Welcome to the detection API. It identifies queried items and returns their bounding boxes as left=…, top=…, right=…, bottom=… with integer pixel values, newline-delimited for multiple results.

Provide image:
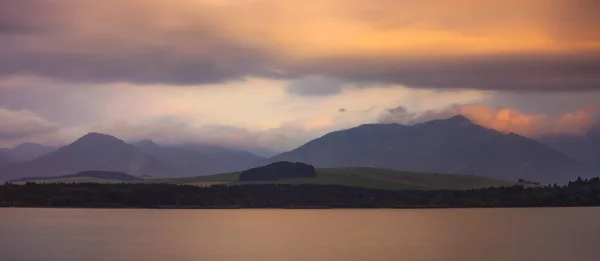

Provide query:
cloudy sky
left=1, top=0, right=599, bottom=151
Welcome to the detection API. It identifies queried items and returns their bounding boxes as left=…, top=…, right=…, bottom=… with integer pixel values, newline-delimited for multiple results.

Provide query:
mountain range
left=270, top=115, right=593, bottom=183
left=541, top=125, right=600, bottom=174
left=0, top=115, right=597, bottom=183
left=0, top=150, right=11, bottom=165
left=0, top=133, right=266, bottom=181
left=0, top=133, right=177, bottom=181
left=133, top=140, right=265, bottom=176
left=0, top=143, right=56, bottom=164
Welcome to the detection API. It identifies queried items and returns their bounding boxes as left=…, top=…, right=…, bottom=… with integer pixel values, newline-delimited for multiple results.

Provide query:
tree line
left=239, top=161, right=317, bottom=181
left=1, top=177, right=600, bottom=209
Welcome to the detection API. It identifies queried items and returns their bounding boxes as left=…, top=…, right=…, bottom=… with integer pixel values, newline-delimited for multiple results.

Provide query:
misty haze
left=1, top=0, right=599, bottom=260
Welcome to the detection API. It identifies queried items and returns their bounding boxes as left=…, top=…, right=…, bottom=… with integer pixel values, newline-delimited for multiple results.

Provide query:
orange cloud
left=302, top=116, right=335, bottom=131
left=459, top=106, right=600, bottom=137
left=2, top=0, right=599, bottom=90
left=453, top=106, right=547, bottom=137
left=553, top=106, right=599, bottom=135
left=381, top=104, right=600, bottom=137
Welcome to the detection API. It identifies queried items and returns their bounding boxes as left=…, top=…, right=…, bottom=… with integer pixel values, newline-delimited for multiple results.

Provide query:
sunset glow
left=0, top=0, right=598, bottom=150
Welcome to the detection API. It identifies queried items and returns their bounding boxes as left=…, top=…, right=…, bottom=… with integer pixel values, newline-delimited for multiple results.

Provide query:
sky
left=1, top=0, right=599, bottom=152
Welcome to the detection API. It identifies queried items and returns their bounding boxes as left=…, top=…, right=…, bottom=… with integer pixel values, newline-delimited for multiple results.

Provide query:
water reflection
left=1, top=208, right=598, bottom=261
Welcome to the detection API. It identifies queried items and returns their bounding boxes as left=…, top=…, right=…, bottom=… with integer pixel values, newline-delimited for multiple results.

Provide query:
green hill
left=144, top=167, right=512, bottom=190
left=14, top=167, right=513, bottom=190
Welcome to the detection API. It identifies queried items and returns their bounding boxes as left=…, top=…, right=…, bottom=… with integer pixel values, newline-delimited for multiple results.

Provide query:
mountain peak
left=12, top=142, right=45, bottom=149
left=72, top=132, right=124, bottom=146
left=445, top=115, right=473, bottom=124
left=80, top=132, right=119, bottom=139
left=7, top=142, right=57, bottom=162
left=416, top=114, right=474, bottom=128
left=133, top=139, right=162, bottom=150
left=0, top=132, right=179, bottom=181
left=137, top=139, right=158, bottom=146
left=271, top=113, right=591, bottom=183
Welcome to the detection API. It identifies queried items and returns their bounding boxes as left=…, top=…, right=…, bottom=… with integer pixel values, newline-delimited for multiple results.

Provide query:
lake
left=1, top=208, right=599, bottom=261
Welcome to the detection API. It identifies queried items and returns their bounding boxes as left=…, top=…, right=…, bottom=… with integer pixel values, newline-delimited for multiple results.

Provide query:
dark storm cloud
left=0, top=0, right=279, bottom=85
left=386, top=106, right=408, bottom=115
left=288, top=53, right=600, bottom=92
left=0, top=48, right=276, bottom=85
left=0, top=15, right=39, bottom=35
left=3, top=49, right=599, bottom=91
left=0, top=1, right=45, bottom=34
left=483, top=92, right=600, bottom=116
left=0, top=0, right=70, bottom=35
left=0, top=0, right=599, bottom=92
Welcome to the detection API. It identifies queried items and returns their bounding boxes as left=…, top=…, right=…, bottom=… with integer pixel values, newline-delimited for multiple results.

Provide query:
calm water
left=1, top=208, right=599, bottom=261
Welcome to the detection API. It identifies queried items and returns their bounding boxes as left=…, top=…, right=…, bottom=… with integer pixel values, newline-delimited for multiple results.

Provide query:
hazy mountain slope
left=0, top=150, right=12, bottom=165
left=270, top=115, right=591, bottom=183
left=0, top=133, right=177, bottom=181
left=244, top=147, right=280, bottom=158
left=133, top=140, right=223, bottom=176
left=540, top=130, right=600, bottom=173
left=134, top=141, right=267, bottom=176
left=6, top=143, right=57, bottom=162
left=175, top=143, right=267, bottom=172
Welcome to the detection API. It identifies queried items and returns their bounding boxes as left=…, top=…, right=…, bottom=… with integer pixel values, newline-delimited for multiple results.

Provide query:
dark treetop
left=2, top=177, right=599, bottom=208
left=239, top=161, right=316, bottom=181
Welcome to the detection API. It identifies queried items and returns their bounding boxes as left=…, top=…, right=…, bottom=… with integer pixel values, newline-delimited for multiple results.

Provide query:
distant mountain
left=0, top=143, right=57, bottom=165
left=175, top=143, right=267, bottom=171
left=0, top=133, right=178, bottom=181
left=133, top=140, right=266, bottom=176
left=5, top=142, right=56, bottom=162
left=269, top=115, right=592, bottom=183
left=243, top=147, right=280, bottom=158
left=0, top=150, right=12, bottom=165
left=133, top=140, right=222, bottom=176
left=9, top=170, right=142, bottom=183
left=540, top=125, right=600, bottom=174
